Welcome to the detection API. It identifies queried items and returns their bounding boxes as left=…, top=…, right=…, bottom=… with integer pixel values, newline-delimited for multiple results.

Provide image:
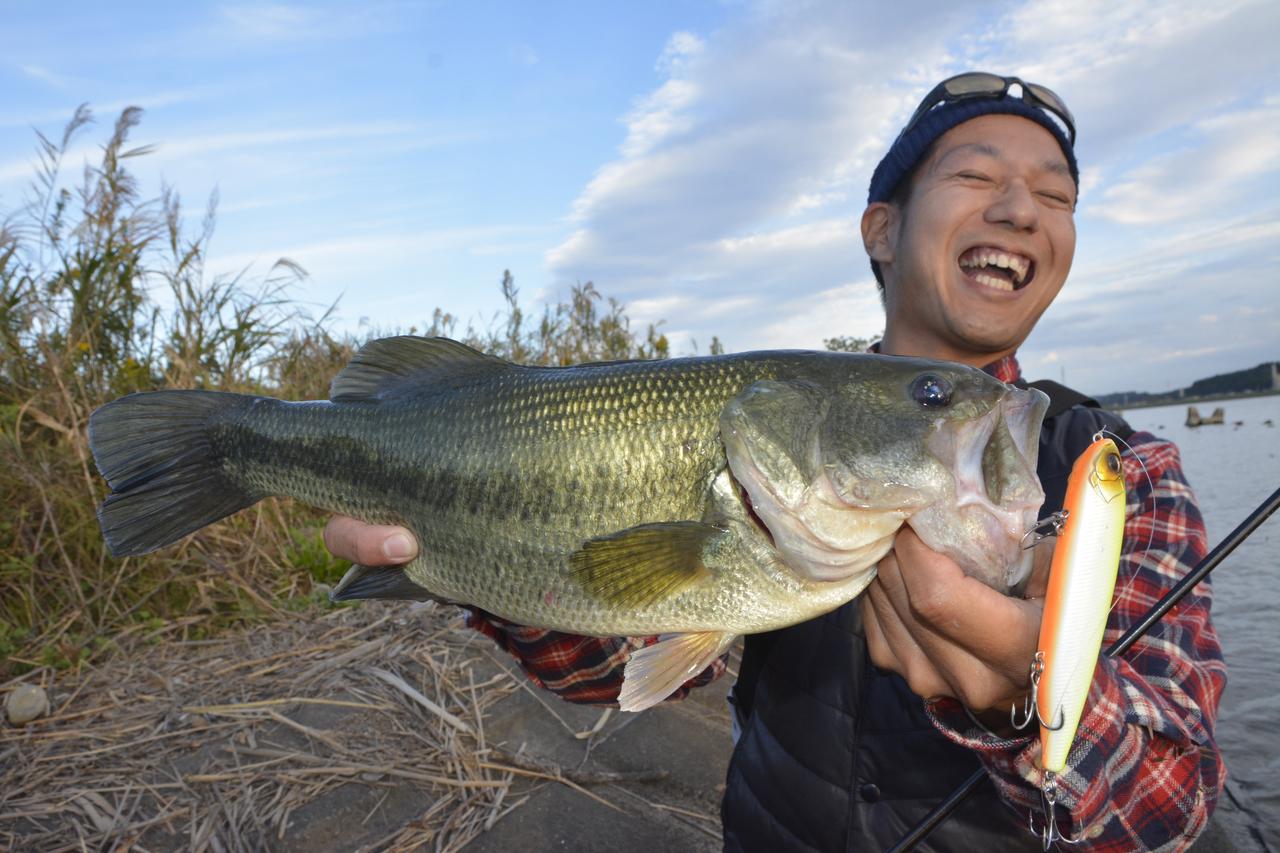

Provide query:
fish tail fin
left=89, top=390, right=261, bottom=557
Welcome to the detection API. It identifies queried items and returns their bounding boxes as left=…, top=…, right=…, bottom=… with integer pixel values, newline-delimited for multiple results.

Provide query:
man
left=324, top=74, right=1225, bottom=850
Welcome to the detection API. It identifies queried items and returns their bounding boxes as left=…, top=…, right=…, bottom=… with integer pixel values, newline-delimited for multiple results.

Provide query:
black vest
left=722, top=384, right=1131, bottom=852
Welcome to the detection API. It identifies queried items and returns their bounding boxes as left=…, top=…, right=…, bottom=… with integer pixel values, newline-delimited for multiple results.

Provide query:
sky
left=1, top=0, right=1277, bottom=396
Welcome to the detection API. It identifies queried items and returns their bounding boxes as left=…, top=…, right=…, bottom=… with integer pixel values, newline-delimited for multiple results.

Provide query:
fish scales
left=214, top=355, right=809, bottom=634
left=89, top=336, right=1051, bottom=710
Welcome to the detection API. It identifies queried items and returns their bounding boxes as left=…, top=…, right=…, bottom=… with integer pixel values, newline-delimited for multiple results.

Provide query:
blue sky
left=2, top=0, right=1277, bottom=395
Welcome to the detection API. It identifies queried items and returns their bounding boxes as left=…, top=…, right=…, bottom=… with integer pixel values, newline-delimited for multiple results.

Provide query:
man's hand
left=860, top=527, right=1052, bottom=718
left=323, top=516, right=418, bottom=565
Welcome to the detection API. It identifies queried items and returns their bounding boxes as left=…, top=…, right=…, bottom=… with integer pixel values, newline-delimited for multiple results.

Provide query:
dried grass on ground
left=0, top=601, right=561, bottom=852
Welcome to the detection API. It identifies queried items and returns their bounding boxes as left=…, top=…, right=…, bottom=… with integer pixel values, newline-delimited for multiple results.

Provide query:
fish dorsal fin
left=330, top=336, right=507, bottom=402
left=569, top=521, right=722, bottom=608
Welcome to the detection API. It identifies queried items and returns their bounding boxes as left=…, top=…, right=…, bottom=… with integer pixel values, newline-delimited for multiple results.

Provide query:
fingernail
left=382, top=533, right=416, bottom=561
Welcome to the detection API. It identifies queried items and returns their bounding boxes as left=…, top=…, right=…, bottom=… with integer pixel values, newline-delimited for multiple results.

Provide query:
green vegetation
left=0, top=107, right=674, bottom=678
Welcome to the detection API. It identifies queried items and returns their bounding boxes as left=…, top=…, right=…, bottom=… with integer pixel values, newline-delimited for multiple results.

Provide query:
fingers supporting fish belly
left=869, top=529, right=1043, bottom=710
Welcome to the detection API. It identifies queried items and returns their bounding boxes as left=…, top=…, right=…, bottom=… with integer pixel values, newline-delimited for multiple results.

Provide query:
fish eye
left=910, top=374, right=953, bottom=408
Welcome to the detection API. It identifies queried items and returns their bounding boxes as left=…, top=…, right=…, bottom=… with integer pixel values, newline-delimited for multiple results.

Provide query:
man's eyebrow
left=934, top=142, right=1003, bottom=166
left=934, top=142, right=1072, bottom=178
left=1042, top=159, right=1072, bottom=177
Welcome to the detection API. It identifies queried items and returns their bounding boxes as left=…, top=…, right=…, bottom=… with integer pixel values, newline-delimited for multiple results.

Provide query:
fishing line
left=886, top=484, right=1280, bottom=853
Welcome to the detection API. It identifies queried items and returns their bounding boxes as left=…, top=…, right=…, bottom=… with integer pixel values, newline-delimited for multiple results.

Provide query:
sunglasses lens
left=1026, top=84, right=1072, bottom=119
left=943, top=73, right=1007, bottom=97
left=902, top=73, right=1077, bottom=146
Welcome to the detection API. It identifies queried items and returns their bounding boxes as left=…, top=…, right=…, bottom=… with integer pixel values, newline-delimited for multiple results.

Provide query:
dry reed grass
left=0, top=600, right=669, bottom=851
left=0, top=106, right=676, bottom=683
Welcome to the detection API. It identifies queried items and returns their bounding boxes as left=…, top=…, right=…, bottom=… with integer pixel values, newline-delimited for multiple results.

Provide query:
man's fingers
left=864, top=579, right=951, bottom=699
left=892, top=529, right=1040, bottom=667
left=322, top=516, right=418, bottom=565
left=881, top=528, right=1045, bottom=706
left=1025, top=539, right=1056, bottom=600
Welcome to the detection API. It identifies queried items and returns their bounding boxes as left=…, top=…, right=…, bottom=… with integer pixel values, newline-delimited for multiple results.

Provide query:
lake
left=1119, top=395, right=1279, bottom=845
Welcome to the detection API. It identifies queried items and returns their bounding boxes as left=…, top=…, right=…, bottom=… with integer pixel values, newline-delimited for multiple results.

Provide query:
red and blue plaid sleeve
left=927, top=432, right=1226, bottom=850
left=465, top=611, right=726, bottom=706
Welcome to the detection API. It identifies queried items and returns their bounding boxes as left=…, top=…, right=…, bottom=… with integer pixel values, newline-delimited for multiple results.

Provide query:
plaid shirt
left=924, top=355, right=1226, bottom=851
left=468, top=352, right=1226, bottom=849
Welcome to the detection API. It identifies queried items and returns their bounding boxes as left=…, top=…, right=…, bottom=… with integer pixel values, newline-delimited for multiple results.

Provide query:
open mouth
left=915, top=386, right=1049, bottom=592
left=958, top=246, right=1036, bottom=292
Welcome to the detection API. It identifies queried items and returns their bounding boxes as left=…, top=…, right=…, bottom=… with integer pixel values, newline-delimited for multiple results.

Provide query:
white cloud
left=0, top=87, right=219, bottom=134
left=1022, top=207, right=1280, bottom=392
left=976, top=0, right=1279, bottom=162
left=218, top=4, right=331, bottom=40
left=755, top=280, right=885, bottom=351
left=19, top=64, right=71, bottom=89
left=541, top=0, right=1278, bottom=391
left=155, top=122, right=425, bottom=160
left=1089, top=102, right=1280, bottom=225
left=656, top=31, right=705, bottom=74
left=215, top=2, right=404, bottom=43
left=209, top=224, right=541, bottom=278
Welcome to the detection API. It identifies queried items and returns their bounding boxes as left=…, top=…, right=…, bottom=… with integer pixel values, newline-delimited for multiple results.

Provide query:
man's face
left=867, top=113, right=1077, bottom=365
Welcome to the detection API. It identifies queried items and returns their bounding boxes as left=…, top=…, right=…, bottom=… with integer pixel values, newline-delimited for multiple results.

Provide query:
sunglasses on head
left=900, top=72, right=1076, bottom=146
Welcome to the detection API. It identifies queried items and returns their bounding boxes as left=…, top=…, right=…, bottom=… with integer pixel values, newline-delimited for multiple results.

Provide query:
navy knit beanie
left=867, top=96, right=1079, bottom=205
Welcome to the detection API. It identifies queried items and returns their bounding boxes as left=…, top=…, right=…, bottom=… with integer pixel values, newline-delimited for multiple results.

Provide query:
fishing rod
left=886, top=484, right=1280, bottom=853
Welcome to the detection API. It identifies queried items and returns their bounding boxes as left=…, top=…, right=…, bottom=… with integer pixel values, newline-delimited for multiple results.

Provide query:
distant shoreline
left=1111, top=388, right=1280, bottom=412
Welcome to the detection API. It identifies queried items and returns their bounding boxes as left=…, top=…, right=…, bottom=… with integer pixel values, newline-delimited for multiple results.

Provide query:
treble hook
left=1028, top=771, right=1084, bottom=849
left=1021, top=511, right=1069, bottom=550
left=1011, top=651, right=1047, bottom=730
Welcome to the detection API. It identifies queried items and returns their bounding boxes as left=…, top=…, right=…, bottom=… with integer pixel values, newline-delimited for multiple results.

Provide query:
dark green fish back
left=214, top=350, right=782, bottom=627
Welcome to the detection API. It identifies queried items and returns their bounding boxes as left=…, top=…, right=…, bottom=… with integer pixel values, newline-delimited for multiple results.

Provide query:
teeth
left=973, top=272, right=1014, bottom=292
left=959, top=248, right=1031, bottom=285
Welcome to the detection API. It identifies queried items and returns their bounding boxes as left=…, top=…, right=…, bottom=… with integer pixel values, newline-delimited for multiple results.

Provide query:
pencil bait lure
left=1037, top=436, right=1127, bottom=769
left=1023, top=435, right=1128, bottom=846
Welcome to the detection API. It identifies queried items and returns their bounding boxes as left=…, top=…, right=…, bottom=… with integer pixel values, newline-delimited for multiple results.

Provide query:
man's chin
left=942, top=322, right=1026, bottom=359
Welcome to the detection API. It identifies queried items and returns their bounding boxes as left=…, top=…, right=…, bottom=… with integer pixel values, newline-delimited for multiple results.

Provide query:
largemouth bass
left=89, top=336, right=1048, bottom=710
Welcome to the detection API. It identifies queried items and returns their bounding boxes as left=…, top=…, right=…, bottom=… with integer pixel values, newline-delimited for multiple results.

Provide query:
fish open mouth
left=958, top=246, right=1036, bottom=292
left=914, top=385, right=1048, bottom=591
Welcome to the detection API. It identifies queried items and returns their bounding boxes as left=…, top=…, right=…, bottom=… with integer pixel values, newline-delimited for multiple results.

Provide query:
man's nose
left=985, top=179, right=1039, bottom=231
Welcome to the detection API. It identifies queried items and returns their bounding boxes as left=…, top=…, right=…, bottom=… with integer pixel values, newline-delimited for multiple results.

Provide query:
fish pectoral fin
left=330, top=336, right=507, bottom=402
left=569, top=521, right=722, bottom=608
left=618, top=631, right=736, bottom=713
left=330, top=563, right=445, bottom=603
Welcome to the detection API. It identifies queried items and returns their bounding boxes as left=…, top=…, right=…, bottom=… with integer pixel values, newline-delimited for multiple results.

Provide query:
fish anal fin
left=618, top=631, right=736, bottom=712
left=330, top=563, right=447, bottom=603
left=569, top=521, right=721, bottom=608
left=330, top=336, right=507, bottom=402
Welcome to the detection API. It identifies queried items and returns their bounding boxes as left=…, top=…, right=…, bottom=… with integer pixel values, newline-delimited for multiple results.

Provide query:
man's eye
left=958, top=171, right=990, bottom=182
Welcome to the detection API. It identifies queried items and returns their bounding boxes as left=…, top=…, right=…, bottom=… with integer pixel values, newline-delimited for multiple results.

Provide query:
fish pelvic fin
left=569, top=521, right=722, bottom=608
left=330, top=563, right=445, bottom=603
left=89, top=390, right=260, bottom=557
left=330, top=336, right=506, bottom=402
left=618, top=631, right=736, bottom=713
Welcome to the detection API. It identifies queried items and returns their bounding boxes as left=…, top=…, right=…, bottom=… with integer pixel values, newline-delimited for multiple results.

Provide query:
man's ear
left=861, top=202, right=897, bottom=265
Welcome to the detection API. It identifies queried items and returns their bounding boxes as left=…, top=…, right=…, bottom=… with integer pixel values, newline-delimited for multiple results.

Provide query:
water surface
left=1121, top=395, right=1279, bottom=845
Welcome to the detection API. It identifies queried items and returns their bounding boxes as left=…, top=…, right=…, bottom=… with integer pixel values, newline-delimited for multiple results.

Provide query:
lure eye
left=1095, top=450, right=1123, bottom=481
left=910, top=374, right=953, bottom=408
